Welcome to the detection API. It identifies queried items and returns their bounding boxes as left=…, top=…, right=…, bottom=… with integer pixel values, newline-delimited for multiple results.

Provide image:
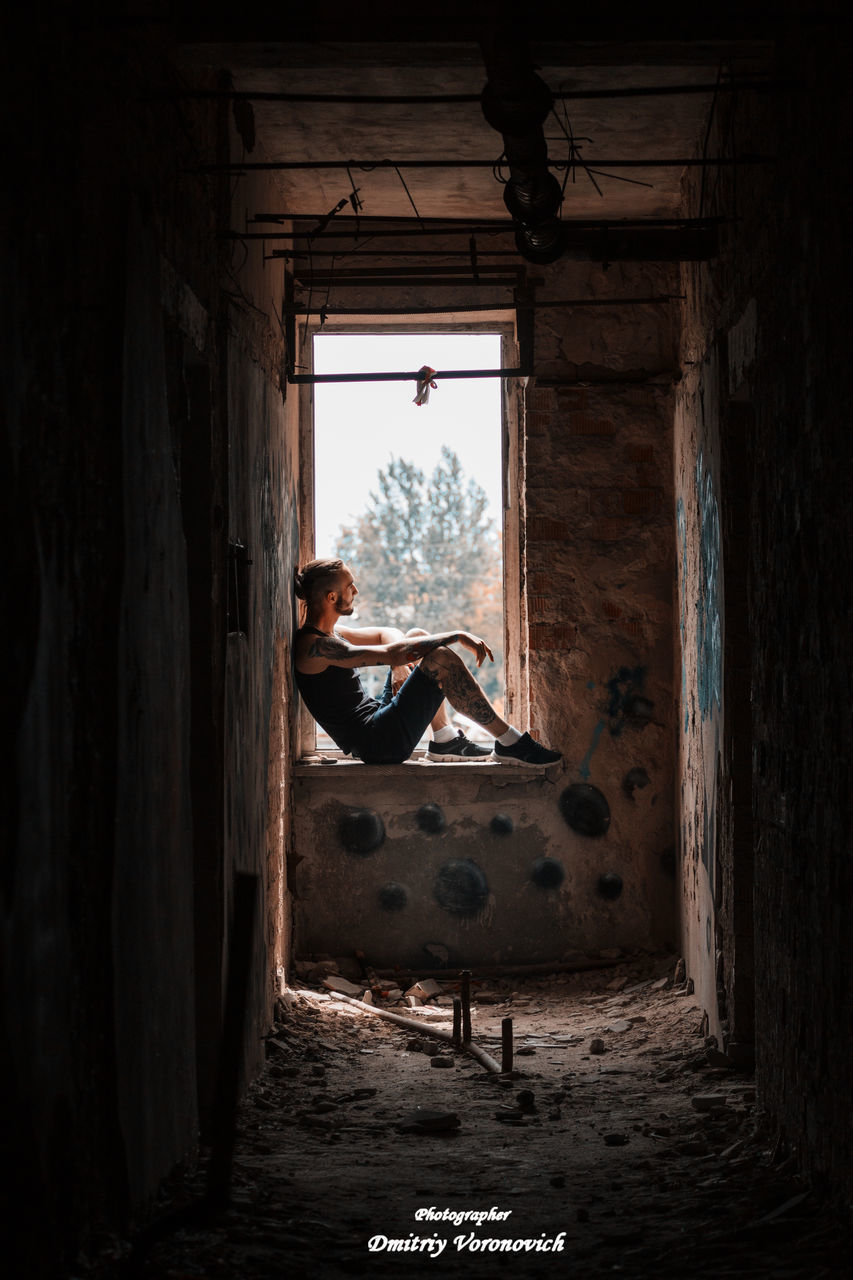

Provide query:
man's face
left=333, top=568, right=358, bottom=616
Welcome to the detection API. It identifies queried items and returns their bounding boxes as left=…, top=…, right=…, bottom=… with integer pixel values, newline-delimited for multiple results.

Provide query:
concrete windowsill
left=294, top=755, right=561, bottom=780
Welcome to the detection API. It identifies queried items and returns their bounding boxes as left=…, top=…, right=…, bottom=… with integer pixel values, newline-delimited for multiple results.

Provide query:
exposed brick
left=528, top=387, right=556, bottom=412
left=602, top=600, right=624, bottom=619
left=590, top=518, right=633, bottom=542
left=628, top=444, right=656, bottom=464
left=626, top=387, right=657, bottom=407
left=527, top=516, right=570, bottom=541
left=589, top=489, right=627, bottom=516
left=526, top=410, right=551, bottom=435
left=559, top=388, right=588, bottom=410
left=529, top=571, right=550, bottom=593
left=528, top=596, right=553, bottom=615
left=529, top=623, right=578, bottom=651
left=619, top=618, right=646, bottom=640
left=622, top=488, right=662, bottom=514
left=570, top=413, right=616, bottom=437
left=560, top=489, right=591, bottom=515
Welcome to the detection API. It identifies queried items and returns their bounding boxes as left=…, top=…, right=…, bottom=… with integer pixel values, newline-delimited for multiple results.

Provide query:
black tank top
left=294, top=626, right=379, bottom=754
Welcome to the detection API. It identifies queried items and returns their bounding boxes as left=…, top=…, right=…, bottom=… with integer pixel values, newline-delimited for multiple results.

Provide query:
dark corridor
left=2, top=4, right=851, bottom=1277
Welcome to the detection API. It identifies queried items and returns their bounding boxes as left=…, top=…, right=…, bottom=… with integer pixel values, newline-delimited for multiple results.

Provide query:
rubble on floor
left=88, top=952, right=849, bottom=1279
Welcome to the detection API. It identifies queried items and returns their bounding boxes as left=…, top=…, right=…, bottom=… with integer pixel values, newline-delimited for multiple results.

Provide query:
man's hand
left=458, top=632, right=494, bottom=667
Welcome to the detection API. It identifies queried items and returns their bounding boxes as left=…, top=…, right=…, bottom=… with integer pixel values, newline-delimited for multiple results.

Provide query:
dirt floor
left=93, top=952, right=849, bottom=1278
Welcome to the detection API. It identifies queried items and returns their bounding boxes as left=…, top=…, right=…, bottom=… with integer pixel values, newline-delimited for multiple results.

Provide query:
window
left=299, top=322, right=523, bottom=756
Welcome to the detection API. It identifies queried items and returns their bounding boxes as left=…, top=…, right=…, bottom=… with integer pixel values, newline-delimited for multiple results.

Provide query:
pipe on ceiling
left=479, top=25, right=563, bottom=264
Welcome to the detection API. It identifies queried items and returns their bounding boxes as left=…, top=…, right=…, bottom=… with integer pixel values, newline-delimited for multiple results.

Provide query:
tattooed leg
left=404, top=628, right=450, bottom=728
left=419, top=647, right=508, bottom=737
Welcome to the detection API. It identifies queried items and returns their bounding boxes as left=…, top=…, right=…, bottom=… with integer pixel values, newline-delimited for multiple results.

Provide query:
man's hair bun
left=294, top=558, right=345, bottom=604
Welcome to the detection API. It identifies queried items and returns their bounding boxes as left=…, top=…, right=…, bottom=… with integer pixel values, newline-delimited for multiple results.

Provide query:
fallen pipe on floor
left=322, top=990, right=504, bottom=1074
left=374, top=956, right=623, bottom=981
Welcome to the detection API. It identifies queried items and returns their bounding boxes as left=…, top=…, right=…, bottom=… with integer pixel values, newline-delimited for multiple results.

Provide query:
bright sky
left=312, top=332, right=503, bottom=557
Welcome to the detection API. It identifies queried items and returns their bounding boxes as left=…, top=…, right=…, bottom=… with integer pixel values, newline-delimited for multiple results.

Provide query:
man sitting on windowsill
left=293, top=557, right=562, bottom=767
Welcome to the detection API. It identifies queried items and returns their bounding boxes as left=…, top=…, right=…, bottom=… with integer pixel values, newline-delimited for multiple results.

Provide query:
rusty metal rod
left=287, top=368, right=525, bottom=384
left=461, top=970, right=472, bottom=1045
left=452, top=998, right=462, bottom=1049
left=501, top=1017, right=514, bottom=1074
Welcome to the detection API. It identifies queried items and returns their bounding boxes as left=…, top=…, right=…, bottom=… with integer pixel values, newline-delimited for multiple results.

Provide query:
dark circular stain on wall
left=622, top=766, right=651, bottom=799
left=417, top=802, right=446, bottom=833
left=531, top=857, right=565, bottom=889
left=490, top=813, right=514, bottom=836
left=378, top=882, right=408, bottom=911
left=560, top=783, right=611, bottom=837
left=339, top=808, right=385, bottom=855
left=597, top=872, right=623, bottom=901
left=624, top=694, right=655, bottom=726
left=433, top=859, right=489, bottom=916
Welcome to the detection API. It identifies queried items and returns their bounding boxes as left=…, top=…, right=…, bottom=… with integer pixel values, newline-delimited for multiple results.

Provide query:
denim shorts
left=353, top=665, right=445, bottom=764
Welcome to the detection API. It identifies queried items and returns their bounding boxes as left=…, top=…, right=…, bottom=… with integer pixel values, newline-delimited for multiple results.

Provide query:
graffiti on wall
left=676, top=498, right=689, bottom=733
left=696, top=452, right=721, bottom=722
left=677, top=451, right=722, bottom=734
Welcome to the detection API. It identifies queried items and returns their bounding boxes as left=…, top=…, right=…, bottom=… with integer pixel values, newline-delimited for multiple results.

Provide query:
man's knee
left=420, top=644, right=461, bottom=679
left=405, top=627, right=428, bottom=638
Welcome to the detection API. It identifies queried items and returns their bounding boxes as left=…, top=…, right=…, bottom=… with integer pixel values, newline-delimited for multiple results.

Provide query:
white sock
left=432, top=726, right=457, bottom=743
left=497, top=726, right=522, bottom=746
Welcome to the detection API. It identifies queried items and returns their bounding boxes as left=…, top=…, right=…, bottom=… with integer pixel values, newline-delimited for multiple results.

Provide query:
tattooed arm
left=387, top=631, right=494, bottom=669
left=294, top=627, right=494, bottom=674
left=294, top=630, right=391, bottom=674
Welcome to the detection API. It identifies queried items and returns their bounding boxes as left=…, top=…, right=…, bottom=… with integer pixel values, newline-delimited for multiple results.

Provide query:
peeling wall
left=675, top=31, right=851, bottom=1191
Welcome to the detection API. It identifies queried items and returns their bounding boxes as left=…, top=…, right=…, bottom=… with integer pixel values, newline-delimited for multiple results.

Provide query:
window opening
left=311, top=331, right=505, bottom=753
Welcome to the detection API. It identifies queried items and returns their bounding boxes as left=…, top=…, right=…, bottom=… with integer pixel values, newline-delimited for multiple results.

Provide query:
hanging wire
left=698, top=64, right=724, bottom=219
left=708, top=73, right=739, bottom=218
left=393, top=165, right=425, bottom=231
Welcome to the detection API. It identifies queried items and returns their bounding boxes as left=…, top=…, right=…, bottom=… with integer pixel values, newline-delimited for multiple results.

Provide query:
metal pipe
left=325, top=990, right=502, bottom=1073
left=290, top=277, right=520, bottom=288
left=293, top=263, right=522, bottom=277
left=247, top=215, right=725, bottom=229
left=197, top=155, right=773, bottom=172
left=461, top=970, right=473, bottom=1044
left=288, top=368, right=524, bottom=384
left=163, top=80, right=797, bottom=106
left=501, top=1017, right=514, bottom=1074
left=281, top=296, right=682, bottom=320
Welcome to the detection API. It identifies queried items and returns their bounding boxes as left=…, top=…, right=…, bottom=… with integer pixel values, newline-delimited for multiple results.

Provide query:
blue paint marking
left=676, top=498, right=689, bottom=734
left=579, top=719, right=606, bottom=779
left=676, top=454, right=722, bottom=732
left=696, top=453, right=721, bottom=721
left=586, top=681, right=596, bottom=690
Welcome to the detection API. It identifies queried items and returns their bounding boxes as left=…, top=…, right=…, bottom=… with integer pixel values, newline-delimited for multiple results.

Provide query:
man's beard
left=335, top=594, right=355, bottom=615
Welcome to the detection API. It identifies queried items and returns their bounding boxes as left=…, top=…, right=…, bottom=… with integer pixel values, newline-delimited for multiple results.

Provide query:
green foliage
left=335, top=446, right=504, bottom=708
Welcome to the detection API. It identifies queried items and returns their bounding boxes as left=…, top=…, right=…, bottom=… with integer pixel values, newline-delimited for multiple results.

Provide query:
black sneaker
left=425, top=731, right=491, bottom=762
left=491, top=732, right=562, bottom=766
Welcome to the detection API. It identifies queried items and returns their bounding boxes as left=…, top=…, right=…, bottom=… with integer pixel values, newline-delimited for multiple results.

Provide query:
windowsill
left=294, top=755, right=561, bottom=779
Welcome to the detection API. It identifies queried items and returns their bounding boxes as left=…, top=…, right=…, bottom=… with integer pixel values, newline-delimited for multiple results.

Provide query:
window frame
left=296, top=313, right=527, bottom=760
